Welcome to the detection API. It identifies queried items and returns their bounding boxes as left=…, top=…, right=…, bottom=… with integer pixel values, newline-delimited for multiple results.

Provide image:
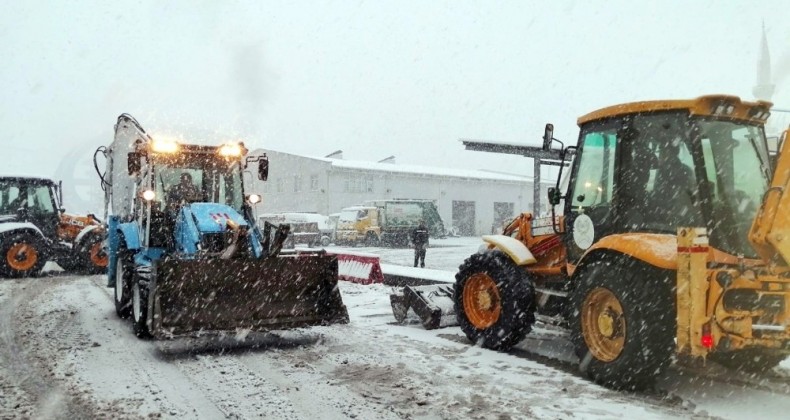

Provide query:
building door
left=452, top=200, right=476, bottom=236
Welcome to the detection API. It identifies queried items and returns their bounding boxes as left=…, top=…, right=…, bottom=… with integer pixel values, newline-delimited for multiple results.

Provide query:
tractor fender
left=0, top=222, right=45, bottom=239
left=74, top=224, right=103, bottom=246
left=572, top=233, right=677, bottom=276
left=117, top=222, right=141, bottom=250
left=106, top=222, right=140, bottom=288
left=481, top=234, right=537, bottom=266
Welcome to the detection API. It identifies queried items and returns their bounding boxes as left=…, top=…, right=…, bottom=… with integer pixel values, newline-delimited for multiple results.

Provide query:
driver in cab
left=167, top=172, right=201, bottom=212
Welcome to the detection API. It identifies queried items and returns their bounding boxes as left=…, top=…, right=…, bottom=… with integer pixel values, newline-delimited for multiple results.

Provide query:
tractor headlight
left=219, top=142, right=243, bottom=157
left=142, top=189, right=156, bottom=201
left=247, top=194, right=261, bottom=204
left=150, top=138, right=179, bottom=153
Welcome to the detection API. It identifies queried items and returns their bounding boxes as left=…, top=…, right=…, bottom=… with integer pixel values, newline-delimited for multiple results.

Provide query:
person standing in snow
left=412, top=221, right=429, bottom=268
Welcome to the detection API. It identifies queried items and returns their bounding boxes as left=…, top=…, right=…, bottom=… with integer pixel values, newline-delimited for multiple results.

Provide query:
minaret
left=753, top=22, right=775, bottom=101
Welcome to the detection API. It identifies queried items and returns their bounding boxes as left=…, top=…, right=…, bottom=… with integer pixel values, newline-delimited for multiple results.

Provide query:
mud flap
left=148, top=253, right=348, bottom=339
left=390, top=284, right=457, bottom=330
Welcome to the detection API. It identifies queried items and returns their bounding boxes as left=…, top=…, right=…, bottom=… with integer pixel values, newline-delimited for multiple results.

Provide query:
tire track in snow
left=0, top=280, right=37, bottom=418
left=172, top=354, right=301, bottom=419
left=235, top=343, right=402, bottom=420
left=0, top=277, right=116, bottom=419
left=84, top=275, right=233, bottom=418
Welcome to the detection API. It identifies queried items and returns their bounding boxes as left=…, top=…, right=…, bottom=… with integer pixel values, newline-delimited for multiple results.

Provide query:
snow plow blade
left=149, top=254, right=348, bottom=339
left=390, top=284, right=457, bottom=330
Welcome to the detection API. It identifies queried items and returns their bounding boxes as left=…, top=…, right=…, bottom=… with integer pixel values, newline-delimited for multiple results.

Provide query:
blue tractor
left=99, top=114, right=348, bottom=338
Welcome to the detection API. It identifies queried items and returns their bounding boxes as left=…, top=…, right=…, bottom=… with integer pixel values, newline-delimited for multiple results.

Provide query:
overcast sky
left=2, top=0, right=789, bottom=212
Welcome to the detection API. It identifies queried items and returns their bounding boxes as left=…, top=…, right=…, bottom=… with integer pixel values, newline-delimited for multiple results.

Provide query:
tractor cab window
left=154, top=156, right=244, bottom=212
left=27, top=185, right=56, bottom=214
left=614, top=113, right=702, bottom=231
left=571, top=130, right=617, bottom=211
left=697, top=120, right=769, bottom=257
left=0, top=183, right=22, bottom=214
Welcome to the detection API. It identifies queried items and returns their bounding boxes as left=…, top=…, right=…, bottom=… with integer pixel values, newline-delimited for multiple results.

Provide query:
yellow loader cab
left=453, top=95, right=789, bottom=390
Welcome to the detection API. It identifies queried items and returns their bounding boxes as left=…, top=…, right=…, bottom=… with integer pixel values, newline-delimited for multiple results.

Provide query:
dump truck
left=396, top=95, right=790, bottom=390
left=336, top=199, right=444, bottom=247
left=0, top=176, right=106, bottom=277
left=100, top=114, right=348, bottom=339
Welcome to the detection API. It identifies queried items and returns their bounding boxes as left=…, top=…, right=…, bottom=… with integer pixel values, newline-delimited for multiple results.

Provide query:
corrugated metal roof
left=251, top=148, right=552, bottom=183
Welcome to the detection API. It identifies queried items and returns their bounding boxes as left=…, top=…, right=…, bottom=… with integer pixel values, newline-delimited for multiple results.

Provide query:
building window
left=293, top=175, right=302, bottom=192
left=276, top=178, right=284, bottom=193
left=366, top=176, right=374, bottom=193
left=310, top=174, right=319, bottom=191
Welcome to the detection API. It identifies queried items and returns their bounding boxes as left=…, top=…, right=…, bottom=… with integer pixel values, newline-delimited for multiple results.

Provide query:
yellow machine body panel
left=578, top=95, right=772, bottom=126
left=749, top=129, right=790, bottom=269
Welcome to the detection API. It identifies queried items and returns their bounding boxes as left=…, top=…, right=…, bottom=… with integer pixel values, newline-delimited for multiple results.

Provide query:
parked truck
left=335, top=199, right=444, bottom=247
left=100, top=114, right=348, bottom=338
left=396, top=95, right=790, bottom=390
left=0, top=176, right=106, bottom=277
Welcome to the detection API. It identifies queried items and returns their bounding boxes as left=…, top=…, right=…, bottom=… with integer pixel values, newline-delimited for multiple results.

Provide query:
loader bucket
left=390, top=284, right=457, bottom=330
left=148, top=253, right=348, bottom=339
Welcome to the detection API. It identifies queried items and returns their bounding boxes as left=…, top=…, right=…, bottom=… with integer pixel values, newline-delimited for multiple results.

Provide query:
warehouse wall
left=249, top=149, right=545, bottom=236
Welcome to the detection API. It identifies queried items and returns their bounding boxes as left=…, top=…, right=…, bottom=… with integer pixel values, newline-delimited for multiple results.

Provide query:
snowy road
left=1, top=238, right=790, bottom=419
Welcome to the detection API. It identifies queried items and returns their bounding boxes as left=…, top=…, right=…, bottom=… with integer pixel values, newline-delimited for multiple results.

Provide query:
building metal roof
left=251, top=148, right=541, bottom=183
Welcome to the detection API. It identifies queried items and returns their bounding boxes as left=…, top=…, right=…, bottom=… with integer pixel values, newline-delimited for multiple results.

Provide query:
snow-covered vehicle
left=396, top=95, right=790, bottom=391
left=0, top=176, right=106, bottom=277
left=335, top=200, right=445, bottom=247
left=99, top=114, right=348, bottom=338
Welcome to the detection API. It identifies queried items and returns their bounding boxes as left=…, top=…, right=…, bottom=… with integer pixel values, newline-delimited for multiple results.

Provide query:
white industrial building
left=247, top=149, right=553, bottom=236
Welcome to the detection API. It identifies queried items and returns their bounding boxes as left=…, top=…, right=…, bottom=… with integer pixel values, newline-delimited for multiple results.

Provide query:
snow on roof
left=0, top=175, right=55, bottom=183
left=341, top=206, right=376, bottom=211
left=252, top=148, right=536, bottom=183
left=323, top=157, right=531, bottom=182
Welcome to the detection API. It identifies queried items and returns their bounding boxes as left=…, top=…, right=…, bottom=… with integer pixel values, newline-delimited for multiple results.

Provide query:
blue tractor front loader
left=98, top=114, right=348, bottom=338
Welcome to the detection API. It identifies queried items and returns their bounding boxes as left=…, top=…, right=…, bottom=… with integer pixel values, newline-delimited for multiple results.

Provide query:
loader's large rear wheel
left=710, top=350, right=787, bottom=374
left=454, top=252, right=535, bottom=351
left=1, top=233, right=46, bottom=278
left=581, top=287, right=626, bottom=363
left=569, top=258, right=674, bottom=391
left=114, top=250, right=132, bottom=318
left=132, top=277, right=152, bottom=339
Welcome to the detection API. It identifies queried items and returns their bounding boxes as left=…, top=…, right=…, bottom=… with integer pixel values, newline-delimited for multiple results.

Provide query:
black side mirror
left=547, top=187, right=561, bottom=206
left=258, top=157, right=269, bottom=181
left=542, top=123, right=554, bottom=151
left=128, top=152, right=141, bottom=175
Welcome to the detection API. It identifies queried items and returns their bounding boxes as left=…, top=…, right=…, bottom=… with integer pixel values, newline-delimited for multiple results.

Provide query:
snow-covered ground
left=1, top=237, right=790, bottom=419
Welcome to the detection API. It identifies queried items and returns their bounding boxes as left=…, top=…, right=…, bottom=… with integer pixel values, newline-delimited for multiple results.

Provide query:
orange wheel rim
left=581, top=287, right=626, bottom=362
left=462, top=273, right=501, bottom=329
left=6, top=243, right=38, bottom=271
left=90, top=242, right=108, bottom=267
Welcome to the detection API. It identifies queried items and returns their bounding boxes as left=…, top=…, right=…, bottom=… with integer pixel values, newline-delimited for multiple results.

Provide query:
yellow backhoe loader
left=448, top=95, right=790, bottom=390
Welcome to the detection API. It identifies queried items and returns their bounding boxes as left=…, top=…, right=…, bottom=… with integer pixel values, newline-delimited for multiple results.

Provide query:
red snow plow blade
left=148, top=253, right=348, bottom=339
